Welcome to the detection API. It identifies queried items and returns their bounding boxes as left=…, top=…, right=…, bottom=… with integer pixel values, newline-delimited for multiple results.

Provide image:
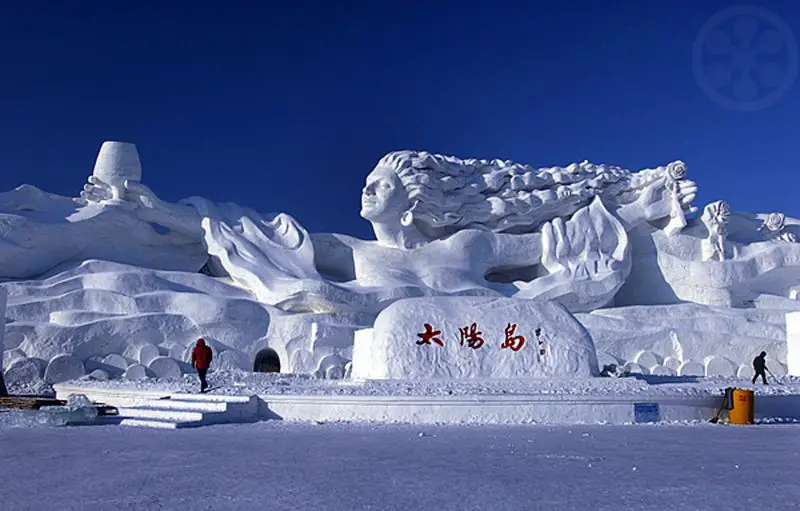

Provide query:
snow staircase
left=116, top=393, right=259, bottom=429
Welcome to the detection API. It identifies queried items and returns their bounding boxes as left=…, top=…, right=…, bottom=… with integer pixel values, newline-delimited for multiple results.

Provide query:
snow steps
left=117, top=393, right=258, bottom=429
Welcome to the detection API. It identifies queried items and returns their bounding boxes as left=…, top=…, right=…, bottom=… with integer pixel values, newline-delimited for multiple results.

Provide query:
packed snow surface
left=0, top=422, right=798, bottom=510
left=58, top=370, right=800, bottom=398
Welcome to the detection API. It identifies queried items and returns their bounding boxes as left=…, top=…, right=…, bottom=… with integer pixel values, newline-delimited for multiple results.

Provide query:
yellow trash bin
left=728, top=388, right=755, bottom=425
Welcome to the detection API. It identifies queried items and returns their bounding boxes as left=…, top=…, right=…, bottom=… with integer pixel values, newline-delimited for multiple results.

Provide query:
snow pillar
left=786, top=311, right=800, bottom=377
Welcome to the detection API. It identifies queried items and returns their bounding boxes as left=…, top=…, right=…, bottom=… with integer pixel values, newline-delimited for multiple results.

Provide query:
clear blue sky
left=0, top=1, right=798, bottom=239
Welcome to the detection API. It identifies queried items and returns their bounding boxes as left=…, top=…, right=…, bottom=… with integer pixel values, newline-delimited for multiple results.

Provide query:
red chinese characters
left=459, top=322, right=485, bottom=349
left=500, top=323, right=526, bottom=352
left=415, top=322, right=539, bottom=353
left=416, top=323, right=444, bottom=346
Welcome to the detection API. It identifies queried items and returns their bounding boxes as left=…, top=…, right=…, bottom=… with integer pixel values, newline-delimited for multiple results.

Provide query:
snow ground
left=0, top=422, right=798, bottom=511
left=60, top=370, right=800, bottom=398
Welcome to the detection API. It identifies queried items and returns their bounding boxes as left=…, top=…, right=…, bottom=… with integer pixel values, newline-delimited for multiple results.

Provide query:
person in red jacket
left=191, top=338, right=213, bottom=393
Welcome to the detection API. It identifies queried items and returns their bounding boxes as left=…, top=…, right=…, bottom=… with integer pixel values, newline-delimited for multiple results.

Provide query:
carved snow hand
left=121, top=180, right=166, bottom=211
left=78, top=175, right=115, bottom=204
left=79, top=176, right=169, bottom=220
left=539, top=197, right=628, bottom=281
left=637, top=176, right=698, bottom=223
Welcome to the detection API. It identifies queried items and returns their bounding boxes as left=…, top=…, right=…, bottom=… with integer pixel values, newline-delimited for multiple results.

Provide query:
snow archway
left=253, top=348, right=281, bottom=373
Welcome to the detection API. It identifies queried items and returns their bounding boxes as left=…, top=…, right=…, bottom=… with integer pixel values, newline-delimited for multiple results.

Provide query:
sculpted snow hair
left=375, top=150, right=687, bottom=240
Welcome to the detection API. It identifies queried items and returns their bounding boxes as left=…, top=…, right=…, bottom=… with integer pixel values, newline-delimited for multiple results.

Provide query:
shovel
left=709, top=387, right=734, bottom=424
left=766, top=368, right=783, bottom=385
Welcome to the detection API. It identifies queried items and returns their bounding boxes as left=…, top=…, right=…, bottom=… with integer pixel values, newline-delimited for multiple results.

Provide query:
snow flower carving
left=763, top=212, right=786, bottom=233
left=758, top=212, right=797, bottom=242
left=666, top=161, right=688, bottom=182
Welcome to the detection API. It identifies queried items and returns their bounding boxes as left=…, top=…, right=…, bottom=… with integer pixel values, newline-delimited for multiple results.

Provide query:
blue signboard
left=634, top=402, right=661, bottom=423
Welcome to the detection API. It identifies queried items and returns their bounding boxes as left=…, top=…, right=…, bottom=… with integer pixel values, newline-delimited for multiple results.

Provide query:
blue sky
left=0, top=1, right=798, bottom=239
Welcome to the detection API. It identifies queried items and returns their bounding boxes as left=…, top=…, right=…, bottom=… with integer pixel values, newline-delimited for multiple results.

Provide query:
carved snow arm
left=188, top=197, right=322, bottom=304
left=663, top=161, right=689, bottom=236
left=613, top=161, right=696, bottom=235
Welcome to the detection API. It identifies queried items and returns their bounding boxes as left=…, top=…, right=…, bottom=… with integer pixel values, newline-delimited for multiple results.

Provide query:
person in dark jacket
left=751, top=351, right=768, bottom=385
left=191, top=338, right=213, bottom=392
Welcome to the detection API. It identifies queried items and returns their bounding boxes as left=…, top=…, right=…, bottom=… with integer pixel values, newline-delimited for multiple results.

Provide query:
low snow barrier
left=55, top=382, right=724, bottom=425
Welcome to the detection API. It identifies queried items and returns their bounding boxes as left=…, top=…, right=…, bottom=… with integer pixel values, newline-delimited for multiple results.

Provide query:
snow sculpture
left=90, top=141, right=142, bottom=202
left=5, top=139, right=800, bottom=383
left=701, top=200, right=731, bottom=261
left=148, top=357, right=182, bottom=379
left=678, top=361, right=704, bottom=377
left=136, top=344, right=160, bottom=366
left=0, top=186, right=208, bottom=280
left=4, top=358, right=46, bottom=390
left=77, top=148, right=697, bottom=316
left=356, top=152, right=694, bottom=247
left=351, top=297, right=598, bottom=379
left=124, top=364, right=153, bottom=380
left=99, top=354, right=128, bottom=376
left=292, top=152, right=695, bottom=313
left=758, top=213, right=797, bottom=243
left=81, top=178, right=322, bottom=306
left=704, top=356, right=737, bottom=377
left=1, top=394, right=98, bottom=428
left=43, top=354, right=85, bottom=384
left=663, top=161, right=690, bottom=236
left=87, top=369, right=109, bottom=381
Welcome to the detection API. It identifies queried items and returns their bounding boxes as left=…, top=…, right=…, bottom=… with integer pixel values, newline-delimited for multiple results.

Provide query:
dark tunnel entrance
left=253, top=348, right=281, bottom=373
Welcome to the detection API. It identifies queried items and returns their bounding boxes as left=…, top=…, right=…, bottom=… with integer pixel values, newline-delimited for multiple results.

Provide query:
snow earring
left=400, top=200, right=419, bottom=227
